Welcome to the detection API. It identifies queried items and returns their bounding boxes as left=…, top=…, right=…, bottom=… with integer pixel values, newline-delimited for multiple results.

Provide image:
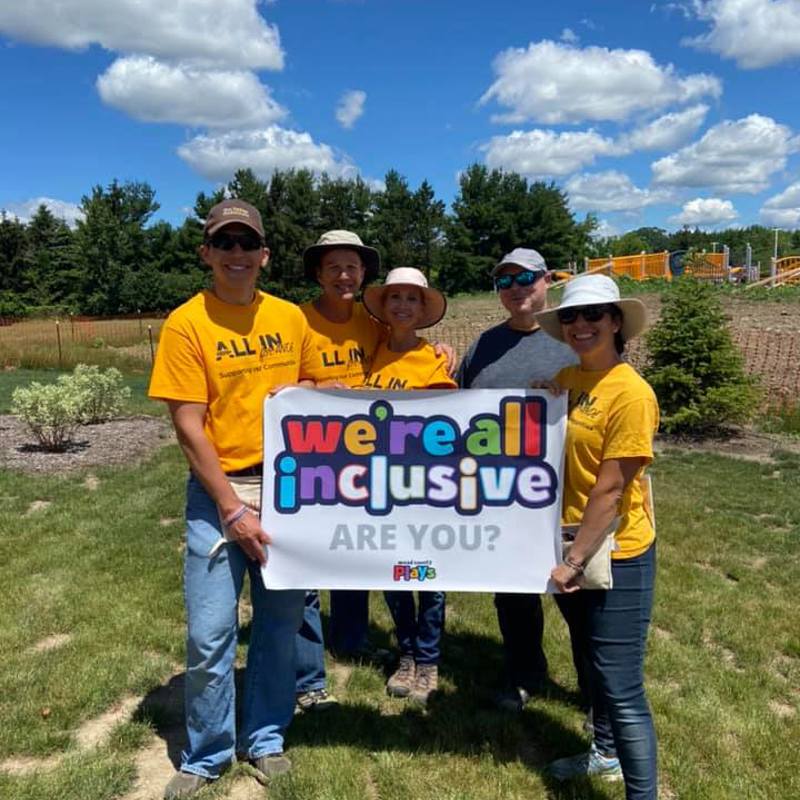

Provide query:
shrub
left=63, top=364, right=131, bottom=424
left=643, top=279, right=761, bottom=435
left=11, top=365, right=132, bottom=450
left=11, top=381, right=83, bottom=451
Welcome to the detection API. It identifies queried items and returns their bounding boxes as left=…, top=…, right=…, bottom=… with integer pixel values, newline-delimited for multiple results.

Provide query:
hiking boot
left=163, top=771, right=211, bottom=799
left=409, top=663, right=438, bottom=706
left=495, top=685, right=532, bottom=713
left=296, top=687, right=338, bottom=712
left=386, top=654, right=416, bottom=697
left=547, top=743, right=623, bottom=782
left=251, top=753, right=292, bottom=784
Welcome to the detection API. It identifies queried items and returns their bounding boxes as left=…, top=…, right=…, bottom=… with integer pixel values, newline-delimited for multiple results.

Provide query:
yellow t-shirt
left=299, top=301, right=383, bottom=387
left=148, top=290, right=315, bottom=472
left=555, top=362, right=659, bottom=559
left=362, top=339, right=457, bottom=390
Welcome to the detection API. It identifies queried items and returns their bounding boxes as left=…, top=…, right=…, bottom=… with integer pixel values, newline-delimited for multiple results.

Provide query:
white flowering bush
left=11, top=381, right=83, bottom=451
left=63, top=364, right=131, bottom=424
left=12, top=364, right=132, bottom=450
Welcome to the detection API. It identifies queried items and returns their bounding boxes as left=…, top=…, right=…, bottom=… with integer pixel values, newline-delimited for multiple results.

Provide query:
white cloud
left=480, top=40, right=721, bottom=124
left=560, top=28, right=579, bottom=44
left=97, top=56, right=286, bottom=128
left=668, top=197, right=738, bottom=227
left=591, top=219, right=621, bottom=239
left=566, top=171, right=672, bottom=213
left=2, top=197, right=84, bottom=227
left=760, top=181, right=800, bottom=227
left=0, top=1, right=283, bottom=69
left=335, top=90, right=366, bottom=130
left=686, top=0, right=800, bottom=69
left=178, top=126, right=356, bottom=182
left=482, top=129, right=618, bottom=177
left=620, top=104, right=709, bottom=152
left=652, top=114, right=799, bottom=193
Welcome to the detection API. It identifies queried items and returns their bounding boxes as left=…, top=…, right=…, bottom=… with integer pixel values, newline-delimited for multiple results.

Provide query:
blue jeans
left=295, top=591, right=326, bottom=693
left=329, top=590, right=370, bottom=654
left=383, top=591, right=445, bottom=664
left=182, top=475, right=304, bottom=778
left=494, top=592, right=548, bottom=689
left=558, top=544, right=658, bottom=799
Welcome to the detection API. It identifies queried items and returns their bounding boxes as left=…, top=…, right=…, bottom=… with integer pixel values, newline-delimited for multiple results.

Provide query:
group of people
left=148, top=198, right=660, bottom=800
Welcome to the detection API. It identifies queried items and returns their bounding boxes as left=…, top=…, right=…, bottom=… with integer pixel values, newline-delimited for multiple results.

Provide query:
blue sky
left=2, top=0, right=800, bottom=236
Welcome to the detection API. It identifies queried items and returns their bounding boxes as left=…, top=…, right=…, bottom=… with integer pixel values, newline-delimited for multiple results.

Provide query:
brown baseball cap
left=204, top=199, right=265, bottom=239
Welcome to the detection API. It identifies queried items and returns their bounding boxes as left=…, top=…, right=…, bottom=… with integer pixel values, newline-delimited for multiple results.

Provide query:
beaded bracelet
left=223, top=504, right=249, bottom=527
left=563, top=555, right=585, bottom=574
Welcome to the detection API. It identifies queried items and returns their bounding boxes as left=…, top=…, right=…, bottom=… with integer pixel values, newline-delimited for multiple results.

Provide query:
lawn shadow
left=288, top=625, right=613, bottom=799
left=132, top=673, right=187, bottom=770
left=139, top=616, right=610, bottom=798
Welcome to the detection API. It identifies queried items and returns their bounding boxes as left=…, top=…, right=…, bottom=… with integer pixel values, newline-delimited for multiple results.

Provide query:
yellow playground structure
left=585, top=251, right=673, bottom=281
left=575, top=245, right=786, bottom=286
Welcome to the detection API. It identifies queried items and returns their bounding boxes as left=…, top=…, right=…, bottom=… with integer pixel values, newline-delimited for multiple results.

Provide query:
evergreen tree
left=644, top=280, right=760, bottom=434
left=0, top=212, right=28, bottom=315
left=371, top=170, right=416, bottom=272
left=19, top=205, right=78, bottom=310
left=409, top=180, right=446, bottom=280
left=74, top=180, right=159, bottom=314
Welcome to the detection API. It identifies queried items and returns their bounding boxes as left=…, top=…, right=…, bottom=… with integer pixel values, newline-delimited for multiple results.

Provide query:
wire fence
left=2, top=309, right=799, bottom=407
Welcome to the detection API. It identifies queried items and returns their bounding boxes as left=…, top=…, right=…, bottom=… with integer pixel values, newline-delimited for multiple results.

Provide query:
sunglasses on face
left=494, top=270, right=544, bottom=290
left=556, top=304, right=616, bottom=324
left=207, top=231, right=264, bottom=251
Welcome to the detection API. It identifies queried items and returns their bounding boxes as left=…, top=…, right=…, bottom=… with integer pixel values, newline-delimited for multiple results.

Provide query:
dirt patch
left=226, top=776, right=269, bottom=800
left=25, top=499, right=51, bottom=514
left=76, top=696, right=142, bottom=750
left=701, top=629, right=744, bottom=673
left=0, top=415, right=174, bottom=474
left=83, top=474, right=100, bottom=490
left=29, top=633, right=73, bottom=654
left=0, top=753, right=62, bottom=776
left=327, top=661, right=354, bottom=689
left=0, top=695, right=142, bottom=776
left=655, top=429, right=800, bottom=463
left=769, top=700, right=796, bottom=719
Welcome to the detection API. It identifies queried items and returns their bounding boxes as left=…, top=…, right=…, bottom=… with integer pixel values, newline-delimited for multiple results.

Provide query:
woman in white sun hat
left=362, top=267, right=456, bottom=707
left=533, top=273, right=659, bottom=798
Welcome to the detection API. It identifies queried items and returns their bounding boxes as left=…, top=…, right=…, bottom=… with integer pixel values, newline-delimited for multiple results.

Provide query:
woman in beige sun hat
left=533, top=273, right=659, bottom=796
left=361, top=267, right=452, bottom=389
left=362, top=267, right=455, bottom=707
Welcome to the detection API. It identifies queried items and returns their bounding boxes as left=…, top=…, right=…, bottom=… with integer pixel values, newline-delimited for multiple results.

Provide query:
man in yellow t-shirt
left=148, top=199, right=315, bottom=799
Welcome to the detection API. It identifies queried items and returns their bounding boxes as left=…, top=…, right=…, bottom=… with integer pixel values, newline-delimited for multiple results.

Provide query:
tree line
left=1, top=165, right=798, bottom=317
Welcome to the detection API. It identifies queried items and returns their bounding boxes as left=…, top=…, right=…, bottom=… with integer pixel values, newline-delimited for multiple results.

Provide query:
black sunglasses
left=494, top=270, right=544, bottom=290
left=556, top=304, right=616, bottom=324
left=207, top=231, right=264, bottom=252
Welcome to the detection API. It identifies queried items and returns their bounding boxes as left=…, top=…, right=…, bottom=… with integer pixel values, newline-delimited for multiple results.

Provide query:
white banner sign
left=261, top=388, right=566, bottom=593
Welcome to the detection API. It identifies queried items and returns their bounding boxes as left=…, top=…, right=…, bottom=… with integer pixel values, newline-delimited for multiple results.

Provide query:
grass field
left=0, top=370, right=163, bottom=417
left=0, top=394, right=798, bottom=798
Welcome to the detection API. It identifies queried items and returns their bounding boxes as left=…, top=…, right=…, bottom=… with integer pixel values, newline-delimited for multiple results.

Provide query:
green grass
left=0, top=444, right=798, bottom=799
left=0, top=368, right=164, bottom=416
left=758, top=403, right=800, bottom=437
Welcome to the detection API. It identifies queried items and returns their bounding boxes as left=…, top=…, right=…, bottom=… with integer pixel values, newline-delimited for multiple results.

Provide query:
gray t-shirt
left=456, top=321, right=578, bottom=389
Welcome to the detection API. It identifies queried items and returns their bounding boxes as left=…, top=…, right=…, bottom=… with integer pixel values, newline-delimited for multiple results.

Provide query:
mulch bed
left=0, top=415, right=175, bottom=474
